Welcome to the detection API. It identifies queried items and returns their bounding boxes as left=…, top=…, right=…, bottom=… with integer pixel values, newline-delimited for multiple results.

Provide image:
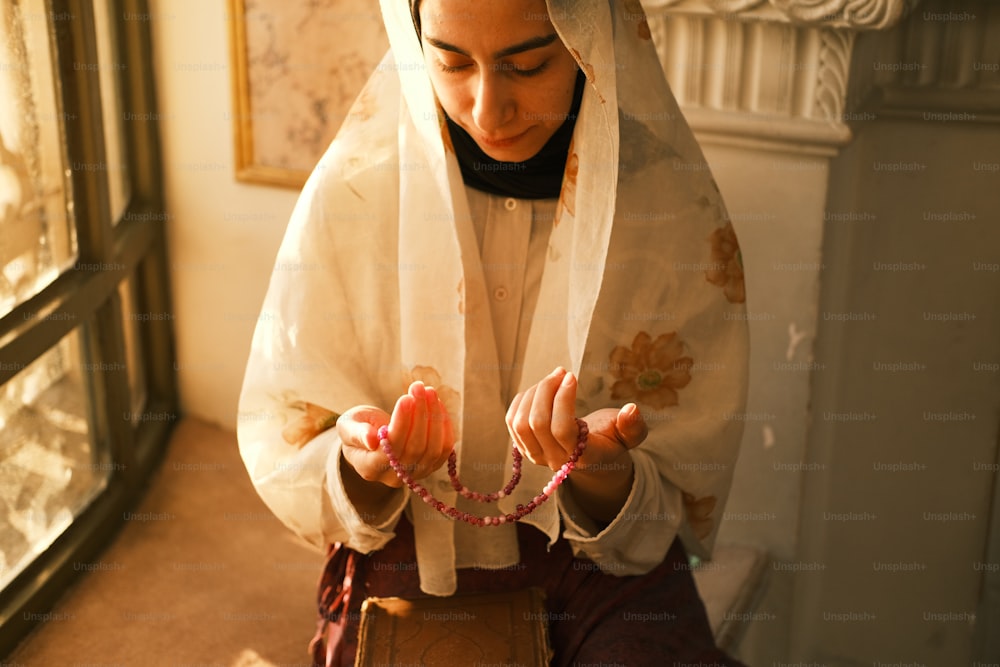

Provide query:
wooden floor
left=9, top=418, right=764, bottom=665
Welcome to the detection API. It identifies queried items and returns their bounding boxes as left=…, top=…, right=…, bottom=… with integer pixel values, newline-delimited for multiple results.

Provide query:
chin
left=476, top=139, right=546, bottom=164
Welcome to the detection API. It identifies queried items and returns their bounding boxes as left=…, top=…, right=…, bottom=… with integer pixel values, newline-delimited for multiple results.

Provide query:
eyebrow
left=424, top=33, right=559, bottom=60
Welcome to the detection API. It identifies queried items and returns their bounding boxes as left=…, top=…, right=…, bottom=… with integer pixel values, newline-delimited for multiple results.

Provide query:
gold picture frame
left=228, top=0, right=388, bottom=188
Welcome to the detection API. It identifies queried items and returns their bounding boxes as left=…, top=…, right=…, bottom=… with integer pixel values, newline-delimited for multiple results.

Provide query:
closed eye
left=512, top=61, right=550, bottom=78
left=437, top=60, right=471, bottom=74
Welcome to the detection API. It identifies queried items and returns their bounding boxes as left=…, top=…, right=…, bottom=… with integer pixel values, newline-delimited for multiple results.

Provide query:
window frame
left=0, top=0, right=176, bottom=654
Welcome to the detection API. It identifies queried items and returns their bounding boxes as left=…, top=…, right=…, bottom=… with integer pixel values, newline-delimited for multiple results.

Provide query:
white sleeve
left=236, top=144, right=408, bottom=553
left=237, top=409, right=410, bottom=553
left=556, top=447, right=684, bottom=574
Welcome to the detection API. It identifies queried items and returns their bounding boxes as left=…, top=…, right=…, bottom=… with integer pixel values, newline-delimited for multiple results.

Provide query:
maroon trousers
left=312, top=517, right=746, bottom=666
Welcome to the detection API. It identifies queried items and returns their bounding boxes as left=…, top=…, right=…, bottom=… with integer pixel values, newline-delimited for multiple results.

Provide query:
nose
left=471, top=70, right=515, bottom=135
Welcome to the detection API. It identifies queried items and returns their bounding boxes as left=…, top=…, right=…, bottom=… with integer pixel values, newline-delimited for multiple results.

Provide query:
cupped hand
left=338, top=381, right=454, bottom=488
left=505, top=367, right=648, bottom=473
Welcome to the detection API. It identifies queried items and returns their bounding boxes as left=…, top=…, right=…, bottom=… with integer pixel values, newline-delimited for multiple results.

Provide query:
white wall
left=150, top=0, right=298, bottom=431
left=793, top=116, right=1000, bottom=667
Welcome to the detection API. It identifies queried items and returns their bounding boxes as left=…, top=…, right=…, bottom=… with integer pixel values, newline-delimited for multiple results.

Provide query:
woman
left=238, top=0, right=750, bottom=664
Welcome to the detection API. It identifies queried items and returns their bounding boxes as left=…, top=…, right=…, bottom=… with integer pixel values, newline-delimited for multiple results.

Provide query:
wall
left=149, top=0, right=298, bottom=431
left=793, top=112, right=1000, bottom=667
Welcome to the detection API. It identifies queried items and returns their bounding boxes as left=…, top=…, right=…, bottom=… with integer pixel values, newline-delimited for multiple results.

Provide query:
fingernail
left=561, top=372, right=574, bottom=386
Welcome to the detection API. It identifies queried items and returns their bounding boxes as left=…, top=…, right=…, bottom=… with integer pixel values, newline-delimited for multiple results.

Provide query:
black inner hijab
left=409, top=0, right=585, bottom=200
left=445, top=71, right=584, bottom=200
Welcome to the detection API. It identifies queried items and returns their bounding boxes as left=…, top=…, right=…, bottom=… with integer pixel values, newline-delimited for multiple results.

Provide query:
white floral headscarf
left=238, top=0, right=748, bottom=595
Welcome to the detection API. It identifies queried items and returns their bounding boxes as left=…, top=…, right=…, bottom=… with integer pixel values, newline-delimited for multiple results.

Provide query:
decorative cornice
left=642, top=0, right=919, bottom=30
left=648, top=12, right=856, bottom=149
left=844, top=0, right=1000, bottom=123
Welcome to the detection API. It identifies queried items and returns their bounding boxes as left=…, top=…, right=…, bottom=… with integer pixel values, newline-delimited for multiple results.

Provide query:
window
left=0, top=0, right=175, bottom=653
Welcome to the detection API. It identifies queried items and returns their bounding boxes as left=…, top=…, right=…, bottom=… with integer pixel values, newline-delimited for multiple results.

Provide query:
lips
left=478, top=127, right=530, bottom=148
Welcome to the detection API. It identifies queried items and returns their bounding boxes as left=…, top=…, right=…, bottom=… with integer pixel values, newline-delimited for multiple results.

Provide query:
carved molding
left=642, top=0, right=919, bottom=31
left=846, top=0, right=1000, bottom=122
left=639, top=0, right=945, bottom=148
left=648, top=12, right=857, bottom=149
left=815, top=29, right=855, bottom=122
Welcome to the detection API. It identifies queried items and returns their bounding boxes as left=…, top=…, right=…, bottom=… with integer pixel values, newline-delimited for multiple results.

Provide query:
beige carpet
left=10, top=419, right=765, bottom=665
left=9, top=419, right=324, bottom=667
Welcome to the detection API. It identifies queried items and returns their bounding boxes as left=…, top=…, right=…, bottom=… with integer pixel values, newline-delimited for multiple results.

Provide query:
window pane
left=93, top=0, right=130, bottom=222
left=0, top=1, right=77, bottom=319
left=0, top=327, right=106, bottom=589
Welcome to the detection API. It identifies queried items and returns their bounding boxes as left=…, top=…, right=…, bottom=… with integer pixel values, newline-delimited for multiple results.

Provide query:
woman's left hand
left=506, top=367, right=648, bottom=472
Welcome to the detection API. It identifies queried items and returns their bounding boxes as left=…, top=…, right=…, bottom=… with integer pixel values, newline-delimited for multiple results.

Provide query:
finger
left=337, top=407, right=383, bottom=451
left=510, top=384, right=546, bottom=466
left=528, top=368, right=570, bottom=469
left=615, top=402, right=648, bottom=449
left=505, top=390, right=525, bottom=432
left=436, top=399, right=456, bottom=471
left=423, top=386, right=446, bottom=474
left=551, top=371, right=580, bottom=451
left=404, top=382, right=429, bottom=466
left=388, top=394, right=414, bottom=454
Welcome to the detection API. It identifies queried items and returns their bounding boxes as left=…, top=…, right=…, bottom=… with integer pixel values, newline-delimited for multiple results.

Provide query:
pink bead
left=379, top=417, right=589, bottom=526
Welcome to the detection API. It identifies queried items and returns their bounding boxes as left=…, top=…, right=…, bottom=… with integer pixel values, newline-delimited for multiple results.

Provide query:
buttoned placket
left=479, top=194, right=531, bottom=401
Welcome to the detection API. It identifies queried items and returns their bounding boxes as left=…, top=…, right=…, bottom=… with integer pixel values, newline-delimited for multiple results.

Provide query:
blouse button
left=504, top=198, right=517, bottom=211
left=494, top=286, right=509, bottom=301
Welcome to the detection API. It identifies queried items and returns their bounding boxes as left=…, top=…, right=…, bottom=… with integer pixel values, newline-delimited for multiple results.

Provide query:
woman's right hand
left=337, top=381, right=454, bottom=488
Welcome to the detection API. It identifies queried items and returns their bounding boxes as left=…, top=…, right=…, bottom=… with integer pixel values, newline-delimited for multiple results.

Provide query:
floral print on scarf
left=682, top=493, right=717, bottom=540
left=281, top=401, right=340, bottom=449
left=557, top=147, right=579, bottom=224
left=403, top=365, right=461, bottom=417
left=706, top=221, right=746, bottom=304
left=622, top=0, right=652, bottom=40
left=609, top=331, right=693, bottom=409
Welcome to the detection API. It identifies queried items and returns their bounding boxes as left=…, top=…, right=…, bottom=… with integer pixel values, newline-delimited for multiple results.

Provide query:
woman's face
left=418, top=0, right=580, bottom=163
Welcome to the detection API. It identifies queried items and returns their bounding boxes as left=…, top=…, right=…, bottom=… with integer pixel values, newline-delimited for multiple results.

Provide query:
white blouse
left=314, top=186, right=684, bottom=575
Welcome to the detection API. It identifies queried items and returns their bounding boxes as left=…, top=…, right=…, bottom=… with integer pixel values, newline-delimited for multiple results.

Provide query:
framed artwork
left=228, top=0, right=389, bottom=188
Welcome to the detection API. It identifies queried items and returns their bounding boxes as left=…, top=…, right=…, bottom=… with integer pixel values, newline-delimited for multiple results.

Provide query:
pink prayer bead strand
left=376, top=418, right=588, bottom=527
left=446, top=447, right=521, bottom=502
